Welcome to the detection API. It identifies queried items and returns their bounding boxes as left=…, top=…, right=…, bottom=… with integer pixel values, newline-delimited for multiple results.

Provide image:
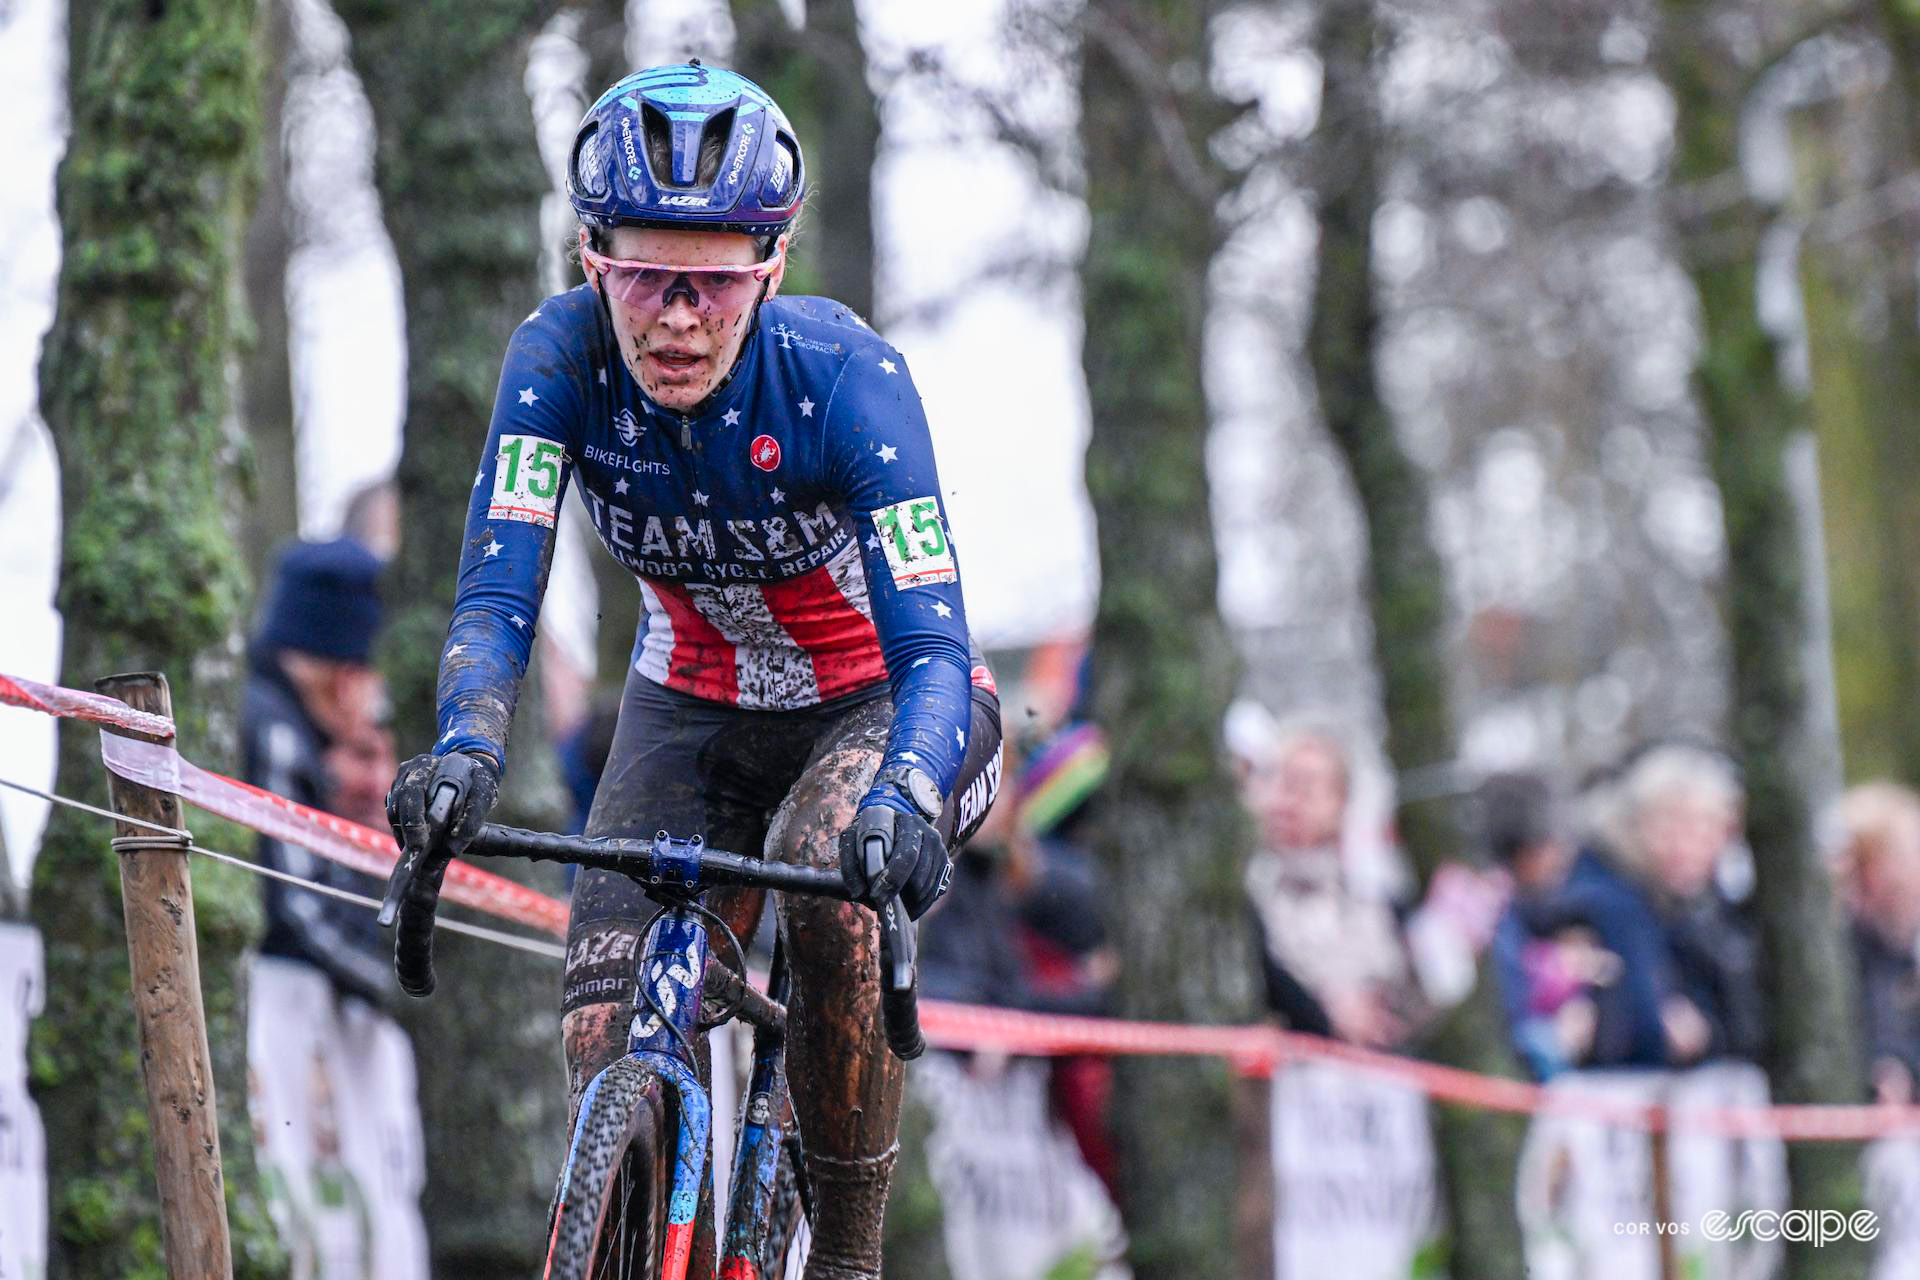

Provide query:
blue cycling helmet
left=568, top=62, right=805, bottom=238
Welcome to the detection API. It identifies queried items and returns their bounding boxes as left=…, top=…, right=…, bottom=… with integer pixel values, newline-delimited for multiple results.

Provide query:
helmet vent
left=695, top=108, right=737, bottom=186
left=640, top=103, right=676, bottom=184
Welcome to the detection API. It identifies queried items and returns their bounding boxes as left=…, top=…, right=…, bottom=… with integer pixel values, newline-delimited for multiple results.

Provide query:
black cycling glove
left=386, top=749, right=500, bottom=865
left=838, top=803, right=952, bottom=920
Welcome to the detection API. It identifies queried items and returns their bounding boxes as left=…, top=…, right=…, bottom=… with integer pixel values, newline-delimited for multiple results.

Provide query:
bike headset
left=567, top=61, right=806, bottom=409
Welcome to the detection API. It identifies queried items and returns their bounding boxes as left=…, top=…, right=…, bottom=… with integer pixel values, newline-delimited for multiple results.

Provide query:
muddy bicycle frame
left=454, top=823, right=922, bottom=1280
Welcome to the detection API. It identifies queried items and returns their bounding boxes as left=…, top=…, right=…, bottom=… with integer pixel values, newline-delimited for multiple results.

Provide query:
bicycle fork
left=719, top=975, right=794, bottom=1279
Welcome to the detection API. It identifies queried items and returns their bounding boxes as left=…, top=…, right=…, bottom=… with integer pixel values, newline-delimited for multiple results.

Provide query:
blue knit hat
left=258, top=538, right=385, bottom=664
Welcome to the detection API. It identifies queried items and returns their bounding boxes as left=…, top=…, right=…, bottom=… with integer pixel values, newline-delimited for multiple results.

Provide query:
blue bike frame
left=556, top=900, right=794, bottom=1280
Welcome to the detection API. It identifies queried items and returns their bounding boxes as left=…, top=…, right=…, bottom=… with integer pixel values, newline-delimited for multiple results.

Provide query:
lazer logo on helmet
left=658, top=194, right=708, bottom=207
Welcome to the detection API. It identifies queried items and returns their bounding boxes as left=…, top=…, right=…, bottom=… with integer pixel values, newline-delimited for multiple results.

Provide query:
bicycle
left=378, top=807, right=926, bottom=1280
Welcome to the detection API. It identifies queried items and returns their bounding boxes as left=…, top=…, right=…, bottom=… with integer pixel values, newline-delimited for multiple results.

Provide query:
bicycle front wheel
left=545, top=1056, right=675, bottom=1280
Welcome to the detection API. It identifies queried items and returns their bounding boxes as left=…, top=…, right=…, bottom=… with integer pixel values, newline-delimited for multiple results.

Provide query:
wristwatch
left=875, top=763, right=944, bottom=821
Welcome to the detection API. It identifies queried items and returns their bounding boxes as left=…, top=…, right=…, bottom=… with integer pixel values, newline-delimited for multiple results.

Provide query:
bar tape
left=14, top=670, right=1920, bottom=1139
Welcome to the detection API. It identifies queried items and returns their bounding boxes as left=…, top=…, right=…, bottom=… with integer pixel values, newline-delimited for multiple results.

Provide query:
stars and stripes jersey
left=434, top=286, right=988, bottom=815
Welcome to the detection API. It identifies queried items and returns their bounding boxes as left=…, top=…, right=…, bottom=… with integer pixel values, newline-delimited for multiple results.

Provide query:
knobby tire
left=546, top=1056, right=674, bottom=1280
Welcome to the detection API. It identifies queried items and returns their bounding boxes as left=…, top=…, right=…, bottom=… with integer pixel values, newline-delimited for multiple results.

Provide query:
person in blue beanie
left=244, top=537, right=393, bottom=1004
left=242, top=537, right=431, bottom=1279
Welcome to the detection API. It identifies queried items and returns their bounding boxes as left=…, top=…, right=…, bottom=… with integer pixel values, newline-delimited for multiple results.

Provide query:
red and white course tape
left=11, top=670, right=1920, bottom=1140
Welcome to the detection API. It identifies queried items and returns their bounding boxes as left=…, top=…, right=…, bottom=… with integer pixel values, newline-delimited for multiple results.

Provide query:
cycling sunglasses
left=581, top=242, right=784, bottom=313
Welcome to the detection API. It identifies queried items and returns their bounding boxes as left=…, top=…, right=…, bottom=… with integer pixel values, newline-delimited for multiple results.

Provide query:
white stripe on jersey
left=634, top=580, right=675, bottom=685
left=685, top=583, right=823, bottom=710
left=822, top=539, right=875, bottom=623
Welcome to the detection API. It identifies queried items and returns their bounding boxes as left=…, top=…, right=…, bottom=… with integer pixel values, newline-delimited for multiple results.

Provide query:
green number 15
left=500, top=438, right=564, bottom=498
left=877, top=498, right=945, bottom=560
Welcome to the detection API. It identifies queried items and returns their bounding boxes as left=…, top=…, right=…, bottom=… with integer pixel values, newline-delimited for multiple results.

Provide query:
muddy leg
left=765, top=705, right=899, bottom=1279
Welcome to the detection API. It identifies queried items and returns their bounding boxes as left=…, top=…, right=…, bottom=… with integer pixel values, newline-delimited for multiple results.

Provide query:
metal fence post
left=97, top=671, right=234, bottom=1279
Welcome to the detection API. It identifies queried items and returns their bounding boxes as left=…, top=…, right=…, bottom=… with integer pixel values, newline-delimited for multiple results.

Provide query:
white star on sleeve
left=932, top=600, right=953, bottom=618
left=473, top=469, right=484, bottom=489
left=692, top=490, right=710, bottom=506
left=483, top=538, right=504, bottom=558
left=446, top=643, right=468, bottom=658
left=597, top=367, right=607, bottom=385
left=866, top=534, right=880, bottom=550
left=518, top=386, right=539, bottom=407
left=798, top=396, right=815, bottom=417
left=526, top=309, right=542, bottom=322
left=878, top=358, right=897, bottom=375
left=877, top=444, right=899, bottom=463
left=722, top=407, right=741, bottom=427
left=770, top=486, right=785, bottom=504
left=954, top=727, right=966, bottom=748
left=614, top=477, right=630, bottom=495
left=911, top=656, right=931, bottom=668
left=510, top=614, right=526, bottom=629
left=438, top=729, right=456, bottom=745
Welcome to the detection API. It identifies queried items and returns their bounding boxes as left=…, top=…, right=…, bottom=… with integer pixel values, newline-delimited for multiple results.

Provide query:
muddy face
left=589, top=225, right=783, bottom=412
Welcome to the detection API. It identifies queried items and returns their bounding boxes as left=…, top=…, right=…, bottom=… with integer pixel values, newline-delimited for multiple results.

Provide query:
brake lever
left=378, top=780, right=460, bottom=929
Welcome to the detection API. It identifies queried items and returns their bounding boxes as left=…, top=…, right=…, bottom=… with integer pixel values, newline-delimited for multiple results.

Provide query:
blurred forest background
left=4, top=0, right=1920, bottom=1276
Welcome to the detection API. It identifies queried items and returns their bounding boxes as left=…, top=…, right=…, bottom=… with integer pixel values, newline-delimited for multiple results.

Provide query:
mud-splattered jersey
left=433, top=286, right=988, bottom=815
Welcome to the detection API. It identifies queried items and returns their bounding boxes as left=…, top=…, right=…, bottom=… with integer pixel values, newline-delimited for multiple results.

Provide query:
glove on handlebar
left=837, top=804, right=952, bottom=920
left=386, top=749, right=500, bottom=867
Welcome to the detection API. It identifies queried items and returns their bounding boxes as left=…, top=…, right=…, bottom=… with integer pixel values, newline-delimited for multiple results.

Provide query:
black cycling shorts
left=561, top=667, right=1002, bottom=1013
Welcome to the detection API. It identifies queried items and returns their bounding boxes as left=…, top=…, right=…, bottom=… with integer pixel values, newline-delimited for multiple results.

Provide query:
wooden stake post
left=97, top=672, right=234, bottom=1279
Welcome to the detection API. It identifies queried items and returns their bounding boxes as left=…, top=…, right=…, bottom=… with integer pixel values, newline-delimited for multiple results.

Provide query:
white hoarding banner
left=0, top=924, right=45, bottom=1280
left=915, top=1051, right=1130, bottom=1280
left=1271, top=1062, right=1441, bottom=1279
left=248, top=957, right=428, bottom=1280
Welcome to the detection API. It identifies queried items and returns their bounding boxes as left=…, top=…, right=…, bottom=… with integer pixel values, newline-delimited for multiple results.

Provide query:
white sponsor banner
left=914, top=1051, right=1130, bottom=1280
left=1272, top=1063, right=1440, bottom=1279
left=247, top=957, right=428, bottom=1280
left=1864, top=1137, right=1920, bottom=1280
left=0, top=924, right=45, bottom=1280
left=1517, top=1064, right=1786, bottom=1280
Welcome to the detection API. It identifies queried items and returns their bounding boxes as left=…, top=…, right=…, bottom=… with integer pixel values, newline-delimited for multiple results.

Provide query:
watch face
left=906, top=768, right=943, bottom=820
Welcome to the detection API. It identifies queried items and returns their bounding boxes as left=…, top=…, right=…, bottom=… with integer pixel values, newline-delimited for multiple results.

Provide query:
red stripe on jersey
left=761, top=564, right=888, bottom=701
left=645, top=580, right=741, bottom=704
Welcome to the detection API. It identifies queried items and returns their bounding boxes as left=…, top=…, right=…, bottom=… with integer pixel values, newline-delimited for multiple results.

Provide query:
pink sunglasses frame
left=580, top=240, right=786, bottom=312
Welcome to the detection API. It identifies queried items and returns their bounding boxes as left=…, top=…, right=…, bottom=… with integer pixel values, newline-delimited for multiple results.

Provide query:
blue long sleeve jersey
left=434, top=287, right=985, bottom=818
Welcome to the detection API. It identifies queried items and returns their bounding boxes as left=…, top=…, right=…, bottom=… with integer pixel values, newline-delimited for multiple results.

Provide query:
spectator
left=1833, top=782, right=1920, bottom=1103
left=243, top=538, right=430, bottom=1280
left=1613, top=745, right=1764, bottom=1066
left=1477, top=772, right=1592, bottom=1078
left=1242, top=722, right=1424, bottom=1048
left=246, top=538, right=393, bottom=1004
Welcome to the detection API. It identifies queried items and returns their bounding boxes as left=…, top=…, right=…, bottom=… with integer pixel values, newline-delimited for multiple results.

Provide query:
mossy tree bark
left=731, top=0, right=878, bottom=320
left=1302, top=3, right=1524, bottom=1272
left=239, top=0, right=299, bottom=581
left=1658, top=5, right=1865, bottom=1275
left=329, top=2, right=570, bottom=1274
left=1792, top=4, right=1920, bottom=784
left=30, top=1, right=285, bottom=1276
left=1078, top=2, right=1254, bottom=1274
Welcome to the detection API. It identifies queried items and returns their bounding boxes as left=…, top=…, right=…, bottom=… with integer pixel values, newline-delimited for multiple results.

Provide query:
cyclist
left=385, top=62, right=1003, bottom=1277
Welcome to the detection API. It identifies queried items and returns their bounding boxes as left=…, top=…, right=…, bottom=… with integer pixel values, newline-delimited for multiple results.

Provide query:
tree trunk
left=1657, top=6, right=1866, bottom=1275
left=1302, top=3, right=1525, bottom=1273
left=240, top=0, right=300, bottom=577
left=1078, top=3, right=1254, bottom=1274
left=1792, top=3, right=1920, bottom=785
left=330, top=2, right=570, bottom=1274
left=30, top=2, right=285, bottom=1276
left=731, top=0, right=878, bottom=320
